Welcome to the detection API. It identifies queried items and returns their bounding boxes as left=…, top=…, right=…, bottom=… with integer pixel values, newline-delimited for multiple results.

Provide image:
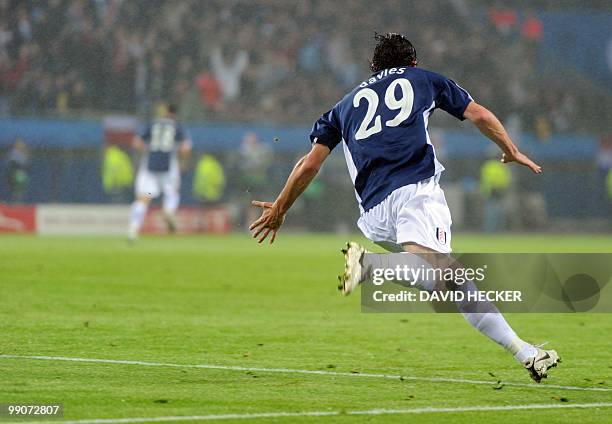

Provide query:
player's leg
left=340, top=181, right=433, bottom=294
left=161, top=171, right=180, bottom=233
left=401, top=243, right=536, bottom=358
left=341, top=240, right=559, bottom=381
left=128, top=170, right=159, bottom=241
left=128, top=195, right=152, bottom=241
left=339, top=186, right=402, bottom=294
left=342, top=176, right=559, bottom=380
left=399, top=178, right=559, bottom=379
left=401, top=242, right=559, bottom=381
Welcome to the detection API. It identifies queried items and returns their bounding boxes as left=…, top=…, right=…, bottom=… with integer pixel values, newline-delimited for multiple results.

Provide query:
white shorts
left=357, top=175, right=452, bottom=253
left=135, top=168, right=180, bottom=199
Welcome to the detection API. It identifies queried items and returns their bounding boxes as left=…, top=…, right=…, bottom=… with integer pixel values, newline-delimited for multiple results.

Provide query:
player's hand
left=249, top=200, right=285, bottom=244
left=501, top=151, right=542, bottom=174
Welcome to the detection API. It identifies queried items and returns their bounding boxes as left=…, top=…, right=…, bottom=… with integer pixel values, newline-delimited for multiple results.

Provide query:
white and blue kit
left=310, top=67, right=472, bottom=252
left=135, top=118, right=191, bottom=212
left=315, top=66, right=553, bottom=371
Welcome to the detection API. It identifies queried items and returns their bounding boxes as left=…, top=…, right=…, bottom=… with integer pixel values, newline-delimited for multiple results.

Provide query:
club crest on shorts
left=436, top=227, right=447, bottom=244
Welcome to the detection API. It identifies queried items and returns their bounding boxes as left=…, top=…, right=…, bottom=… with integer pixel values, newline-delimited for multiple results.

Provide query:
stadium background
left=1, top=1, right=612, bottom=423
left=0, top=0, right=611, bottom=235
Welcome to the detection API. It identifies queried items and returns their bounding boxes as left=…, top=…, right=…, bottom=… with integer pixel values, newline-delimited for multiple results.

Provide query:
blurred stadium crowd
left=0, top=0, right=609, bottom=135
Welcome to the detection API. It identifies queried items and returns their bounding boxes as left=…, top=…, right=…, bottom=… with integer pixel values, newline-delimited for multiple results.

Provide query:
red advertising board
left=141, top=206, right=231, bottom=235
left=103, top=115, right=138, bottom=147
left=0, top=205, right=36, bottom=232
left=0, top=204, right=231, bottom=235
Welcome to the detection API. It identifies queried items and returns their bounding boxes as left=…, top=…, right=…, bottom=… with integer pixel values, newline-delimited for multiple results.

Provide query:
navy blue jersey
left=310, top=67, right=472, bottom=212
left=141, top=118, right=189, bottom=172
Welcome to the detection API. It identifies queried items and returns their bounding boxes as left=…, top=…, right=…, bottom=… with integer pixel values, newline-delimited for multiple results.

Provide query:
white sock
left=163, top=192, right=179, bottom=215
left=463, top=311, right=536, bottom=363
left=508, top=337, right=539, bottom=363
left=128, top=200, right=148, bottom=237
left=453, top=281, right=537, bottom=364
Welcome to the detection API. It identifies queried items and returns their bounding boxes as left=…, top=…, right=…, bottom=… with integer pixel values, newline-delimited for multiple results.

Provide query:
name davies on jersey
left=372, top=290, right=523, bottom=303
left=359, top=67, right=406, bottom=87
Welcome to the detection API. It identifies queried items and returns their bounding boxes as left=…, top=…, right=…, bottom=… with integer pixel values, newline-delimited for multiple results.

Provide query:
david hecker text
left=373, top=290, right=523, bottom=302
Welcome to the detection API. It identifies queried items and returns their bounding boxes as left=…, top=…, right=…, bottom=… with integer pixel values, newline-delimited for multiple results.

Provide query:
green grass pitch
left=1, top=233, right=611, bottom=423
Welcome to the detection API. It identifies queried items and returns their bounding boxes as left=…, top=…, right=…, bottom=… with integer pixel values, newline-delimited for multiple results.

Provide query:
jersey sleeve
left=140, top=125, right=151, bottom=143
left=309, top=108, right=342, bottom=151
left=433, top=75, right=473, bottom=121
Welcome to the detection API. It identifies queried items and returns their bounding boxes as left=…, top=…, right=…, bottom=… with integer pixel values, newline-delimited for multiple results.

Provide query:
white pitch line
left=1, top=354, right=610, bottom=393
left=3, top=403, right=612, bottom=424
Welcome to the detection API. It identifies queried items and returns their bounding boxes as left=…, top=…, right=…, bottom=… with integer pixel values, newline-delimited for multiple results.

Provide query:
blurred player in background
left=128, top=104, right=192, bottom=242
left=250, top=33, right=559, bottom=382
left=5, top=138, right=29, bottom=203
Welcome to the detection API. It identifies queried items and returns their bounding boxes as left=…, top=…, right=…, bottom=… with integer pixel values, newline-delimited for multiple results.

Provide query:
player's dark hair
left=370, top=32, right=418, bottom=73
left=166, top=103, right=178, bottom=115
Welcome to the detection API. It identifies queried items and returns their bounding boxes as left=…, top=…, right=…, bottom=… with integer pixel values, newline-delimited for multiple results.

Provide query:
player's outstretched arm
left=250, top=142, right=330, bottom=244
left=463, top=101, right=542, bottom=174
left=131, top=135, right=146, bottom=166
left=179, top=139, right=192, bottom=171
